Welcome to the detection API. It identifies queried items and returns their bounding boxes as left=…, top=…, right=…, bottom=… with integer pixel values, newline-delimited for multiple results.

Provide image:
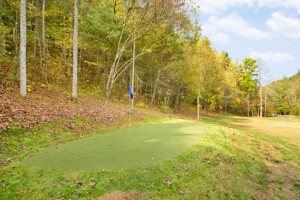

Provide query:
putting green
left=23, top=121, right=208, bottom=171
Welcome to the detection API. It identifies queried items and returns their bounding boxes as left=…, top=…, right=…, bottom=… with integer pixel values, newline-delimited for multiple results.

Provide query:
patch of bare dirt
left=96, top=191, right=148, bottom=200
left=96, top=191, right=123, bottom=200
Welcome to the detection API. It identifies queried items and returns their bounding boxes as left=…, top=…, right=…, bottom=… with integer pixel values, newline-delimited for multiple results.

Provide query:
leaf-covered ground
left=0, top=89, right=141, bottom=132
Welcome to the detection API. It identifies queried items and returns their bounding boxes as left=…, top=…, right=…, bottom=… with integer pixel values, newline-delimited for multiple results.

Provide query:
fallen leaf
left=90, top=182, right=96, bottom=187
left=179, top=189, right=185, bottom=195
left=76, top=182, right=84, bottom=187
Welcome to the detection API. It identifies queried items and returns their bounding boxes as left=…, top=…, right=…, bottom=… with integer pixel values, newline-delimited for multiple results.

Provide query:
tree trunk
left=1, top=0, right=6, bottom=55
left=175, top=90, right=180, bottom=113
left=20, top=0, right=27, bottom=97
left=247, top=93, right=250, bottom=117
left=150, top=67, right=161, bottom=108
left=225, top=99, right=228, bottom=115
left=42, top=0, right=47, bottom=82
left=131, top=37, right=135, bottom=110
left=264, top=89, right=267, bottom=117
left=288, top=96, right=293, bottom=109
left=72, top=0, right=78, bottom=99
left=205, top=101, right=208, bottom=116
left=259, top=67, right=263, bottom=117
left=197, top=85, right=201, bottom=120
left=33, top=1, right=38, bottom=68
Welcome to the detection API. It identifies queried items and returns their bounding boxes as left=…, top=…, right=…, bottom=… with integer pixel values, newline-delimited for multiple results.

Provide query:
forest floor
left=0, top=89, right=299, bottom=199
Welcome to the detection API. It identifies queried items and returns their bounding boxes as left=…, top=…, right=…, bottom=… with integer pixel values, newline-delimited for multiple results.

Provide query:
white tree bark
left=197, top=64, right=203, bottom=120
left=131, top=37, right=135, bottom=110
left=260, top=82, right=263, bottom=117
left=265, top=88, right=267, bottom=117
left=72, top=0, right=78, bottom=99
left=20, top=0, right=27, bottom=97
left=197, top=51, right=203, bottom=120
left=42, top=0, right=46, bottom=81
left=259, top=65, right=263, bottom=117
left=33, top=1, right=38, bottom=67
left=197, top=84, right=201, bottom=120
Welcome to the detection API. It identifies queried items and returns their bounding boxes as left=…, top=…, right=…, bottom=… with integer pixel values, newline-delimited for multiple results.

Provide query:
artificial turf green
left=22, top=122, right=208, bottom=171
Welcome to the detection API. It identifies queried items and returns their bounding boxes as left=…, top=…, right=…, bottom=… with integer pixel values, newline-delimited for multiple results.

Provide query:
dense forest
left=267, top=70, right=300, bottom=115
left=0, top=0, right=299, bottom=116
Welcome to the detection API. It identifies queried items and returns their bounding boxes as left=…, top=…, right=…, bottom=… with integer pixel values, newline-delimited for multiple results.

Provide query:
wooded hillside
left=0, top=0, right=299, bottom=116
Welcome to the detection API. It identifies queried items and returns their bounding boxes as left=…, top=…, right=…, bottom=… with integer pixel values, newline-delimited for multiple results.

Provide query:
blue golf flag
left=129, top=84, right=134, bottom=99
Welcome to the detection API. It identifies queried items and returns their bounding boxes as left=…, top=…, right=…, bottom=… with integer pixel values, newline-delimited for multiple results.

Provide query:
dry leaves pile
left=0, top=90, right=141, bottom=132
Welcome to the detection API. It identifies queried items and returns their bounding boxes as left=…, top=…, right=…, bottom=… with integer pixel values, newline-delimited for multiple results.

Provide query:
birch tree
left=256, top=58, right=268, bottom=117
left=42, top=0, right=47, bottom=82
left=72, top=0, right=78, bottom=99
left=131, top=35, right=135, bottom=110
left=258, top=60, right=263, bottom=118
left=20, top=0, right=26, bottom=97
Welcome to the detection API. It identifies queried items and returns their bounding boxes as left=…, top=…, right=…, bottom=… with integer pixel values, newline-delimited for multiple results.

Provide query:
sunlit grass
left=0, top=116, right=299, bottom=199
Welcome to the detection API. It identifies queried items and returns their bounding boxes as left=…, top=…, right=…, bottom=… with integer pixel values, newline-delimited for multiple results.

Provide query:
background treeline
left=267, top=71, right=300, bottom=115
left=0, top=0, right=299, bottom=116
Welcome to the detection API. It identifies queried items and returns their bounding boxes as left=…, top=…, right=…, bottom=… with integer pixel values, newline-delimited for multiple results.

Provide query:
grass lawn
left=0, top=115, right=299, bottom=199
left=204, top=115, right=300, bottom=147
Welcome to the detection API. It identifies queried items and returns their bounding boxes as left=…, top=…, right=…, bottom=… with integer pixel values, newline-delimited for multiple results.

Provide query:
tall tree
left=20, top=0, right=27, bottom=97
left=104, top=0, right=186, bottom=106
left=240, top=58, right=258, bottom=116
left=72, top=0, right=78, bottom=99
left=131, top=34, right=135, bottom=110
left=258, top=61, right=263, bottom=117
left=42, top=0, right=47, bottom=82
left=0, top=0, right=7, bottom=56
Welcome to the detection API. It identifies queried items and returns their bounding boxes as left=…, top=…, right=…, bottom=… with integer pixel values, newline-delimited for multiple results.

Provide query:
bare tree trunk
left=20, top=0, right=27, bottom=97
left=42, top=0, right=47, bottom=82
left=259, top=66, right=263, bottom=117
left=175, top=90, right=180, bottom=113
left=197, top=85, right=201, bottom=120
left=264, top=89, right=267, bottom=117
left=288, top=96, right=293, bottom=109
left=72, top=0, right=78, bottom=99
left=247, top=93, right=250, bottom=117
left=33, top=1, right=38, bottom=68
left=1, top=0, right=6, bottom=55
left=150, top=67, right=161, bottom=108
left=225, top=99, right=228, bottom=115
left=131, top=36, right=135, bottom=110
left=205, top=101, right=208, bottom=116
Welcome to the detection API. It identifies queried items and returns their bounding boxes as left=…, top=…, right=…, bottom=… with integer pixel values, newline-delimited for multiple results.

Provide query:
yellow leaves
left=84, top=61, right=98, bottom=66
left=89, top=182, right=96, bottom=187
left=235, top=98, right=241, bottom=104
left=27, top=88, right=31, bottom=92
